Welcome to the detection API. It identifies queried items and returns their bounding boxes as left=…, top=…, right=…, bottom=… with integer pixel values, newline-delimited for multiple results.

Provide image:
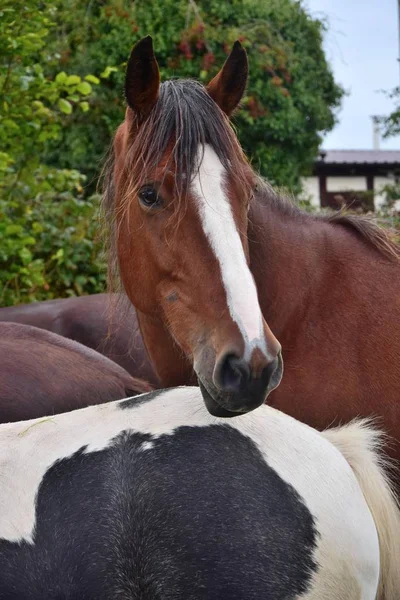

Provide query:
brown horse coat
left=0, top=294, right=158, bottom=386
left=102, top=38, right=400, bottom=466
left=0, top=322, right=152, bottom=423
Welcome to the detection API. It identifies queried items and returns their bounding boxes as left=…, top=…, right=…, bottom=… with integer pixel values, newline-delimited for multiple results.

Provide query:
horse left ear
left=207, top=41, right=248, bottom=116
left=125, top=36, right=160, bottom=119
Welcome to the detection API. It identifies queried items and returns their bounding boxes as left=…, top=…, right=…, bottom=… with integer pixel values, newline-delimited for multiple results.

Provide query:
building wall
left=302, top=173, right=397, bottom=210
left=374, top=176, right=393, bottom=209
left=301, top=175, right=369, bottom=208
left=300, top=176, right=320, bottom=207
left=326, top=176, right=367, bottom=192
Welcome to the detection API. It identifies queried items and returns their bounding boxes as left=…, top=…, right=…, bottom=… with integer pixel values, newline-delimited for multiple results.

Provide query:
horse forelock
left=124, top=79, right=249, bottom=190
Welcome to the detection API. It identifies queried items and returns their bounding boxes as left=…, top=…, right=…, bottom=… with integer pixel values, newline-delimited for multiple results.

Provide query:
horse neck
left=136, top=310, right=196, bottom=387
left=248, top=198, right=327, bottom=339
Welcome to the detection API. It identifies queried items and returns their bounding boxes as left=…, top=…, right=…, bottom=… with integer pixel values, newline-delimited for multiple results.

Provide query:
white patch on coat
left=0, top=388, right=381, bottom=599
left=237, top=410, right=380, bottom=600
left=0, top=388, right=212, bottom=543
left=191, top=145, right=268, bottom=360
left=140, top=441, right=154, bottom=452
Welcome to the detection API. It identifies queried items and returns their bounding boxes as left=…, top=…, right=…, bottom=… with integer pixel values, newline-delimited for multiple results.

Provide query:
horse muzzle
left=196, top=351, right=283, bottom=417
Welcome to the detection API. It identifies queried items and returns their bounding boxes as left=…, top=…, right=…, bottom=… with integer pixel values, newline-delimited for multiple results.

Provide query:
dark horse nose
left=216, top=354, right=251, bottom=392
left=213, top=351, right=282, bottom=408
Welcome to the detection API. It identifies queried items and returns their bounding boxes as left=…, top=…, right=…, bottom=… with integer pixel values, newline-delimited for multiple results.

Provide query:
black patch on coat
left=118, top=388, right=165, bottom=409
left=0, top=425, right=318, bottom=599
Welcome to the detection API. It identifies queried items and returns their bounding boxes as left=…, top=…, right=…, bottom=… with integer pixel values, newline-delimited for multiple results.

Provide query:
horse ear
left=125, top=36, right=160, bottom=119
left=207, top=41, right=248, bottom=116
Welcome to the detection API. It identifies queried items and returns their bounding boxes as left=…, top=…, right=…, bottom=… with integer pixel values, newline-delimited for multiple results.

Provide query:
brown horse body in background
left=0, top=294, right=158, bottom=385
left=0, top=322, right=152, bottom=423
left=103, top=37, right=400, bottom=463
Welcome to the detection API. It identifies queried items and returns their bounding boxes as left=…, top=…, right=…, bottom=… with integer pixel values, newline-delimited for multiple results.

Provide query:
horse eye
left=138, top=185, right=162, bottom=209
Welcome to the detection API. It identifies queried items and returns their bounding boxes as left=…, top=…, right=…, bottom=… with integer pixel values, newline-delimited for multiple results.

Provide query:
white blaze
left=191, top=145, right=268, bottom=359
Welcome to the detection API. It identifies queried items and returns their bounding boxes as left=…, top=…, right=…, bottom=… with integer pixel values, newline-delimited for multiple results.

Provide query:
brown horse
left=0, top=322, right=152, bottom=423
left=0, top=294, right=158, bottom=385
left=102, top=38, right=400, bottom=460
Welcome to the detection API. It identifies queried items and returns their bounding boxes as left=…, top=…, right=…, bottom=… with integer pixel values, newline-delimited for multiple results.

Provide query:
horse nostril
left=217, top=354, right=250, bottom=392
left=261, top=355, right=281, bottom=387
left=213, top=351, right=282, bottom=397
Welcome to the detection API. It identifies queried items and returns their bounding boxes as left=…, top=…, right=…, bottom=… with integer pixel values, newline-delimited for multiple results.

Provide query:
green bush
left=46, top=0, right=344, bottom=191
left=0, top=0, right=105, bottom=306
left=0, top=0, right=346, bottom=306
left=374, top=183, right=400, bottom=243
left=0, top=167, right=105, bottom=306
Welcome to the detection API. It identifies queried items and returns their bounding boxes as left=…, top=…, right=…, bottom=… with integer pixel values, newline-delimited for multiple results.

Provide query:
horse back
left=0, top=322, right=152, bottom=423
left=0, top=294, right=158, bottom=386
left=0, top=388, right=380, bottom=599
left=0, top=419, right=318, bottom=599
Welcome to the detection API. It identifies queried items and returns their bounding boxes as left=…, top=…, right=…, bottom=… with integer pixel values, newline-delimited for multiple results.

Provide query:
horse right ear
left=125, top=36, right=160, bottom=119
left=207, top=41, right=248, bottom=116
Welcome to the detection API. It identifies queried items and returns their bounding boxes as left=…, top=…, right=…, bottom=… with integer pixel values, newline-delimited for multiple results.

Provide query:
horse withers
left=0, top=387, right=399, bottom=599
left=102, top=37, right=400, bottom=464
left=0, top=322, right=152, bottom=423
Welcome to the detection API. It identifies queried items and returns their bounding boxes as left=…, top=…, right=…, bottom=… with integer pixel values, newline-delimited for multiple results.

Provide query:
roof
left=317, top=149, right=400, bottom=165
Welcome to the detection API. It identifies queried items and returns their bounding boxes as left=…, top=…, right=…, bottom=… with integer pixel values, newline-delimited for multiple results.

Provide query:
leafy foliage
left=375, top=88, right=400, bottom=240
left=0, top=0, right=346, bottom=306
left=0, top=170, right=105, bottom=305
left=0, top=1, right=96, bottom=171
left=378, top=86, right=400, bottom=139
left=0, top=0, right=105, bottom=305
left=46, top=0, right=344, bottom=191
left=374, top=183, right=400, bottom=243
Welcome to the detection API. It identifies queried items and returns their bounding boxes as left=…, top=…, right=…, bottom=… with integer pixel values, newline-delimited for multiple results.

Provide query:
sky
left=305, top=0, right=400, bottom=149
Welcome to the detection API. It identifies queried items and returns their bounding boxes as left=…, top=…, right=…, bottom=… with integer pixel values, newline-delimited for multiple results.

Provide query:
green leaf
left=77, top=81, right=92, bottom=95
left=21, top=236, right=36, bottom=246
left=32, top=222, right=43, bottom=233
left=19, top=247, right=32, bottom=265
left=5, top=224, right=23, bottom=235
left=2, top=119, right=19, bottom=132
left=55, top=71, right=68, bottom=84
left=100, top=66, right=118, bottom=79
left=51, top=248, right=64, bottom=260
left=58, top=99, right=72, bottom=115
left=85, top=74, right=100, bottom=85
left=80, top=101, right=89, bottom=112
left=66, top=74, right=81, bottom=86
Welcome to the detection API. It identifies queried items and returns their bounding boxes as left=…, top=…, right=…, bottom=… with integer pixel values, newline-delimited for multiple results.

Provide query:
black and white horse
left=0, top=387, right=399, bottom=599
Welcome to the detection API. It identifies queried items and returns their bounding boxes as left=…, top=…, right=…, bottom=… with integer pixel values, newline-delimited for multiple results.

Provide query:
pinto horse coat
left=0, top=387, right=399, bottom=599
